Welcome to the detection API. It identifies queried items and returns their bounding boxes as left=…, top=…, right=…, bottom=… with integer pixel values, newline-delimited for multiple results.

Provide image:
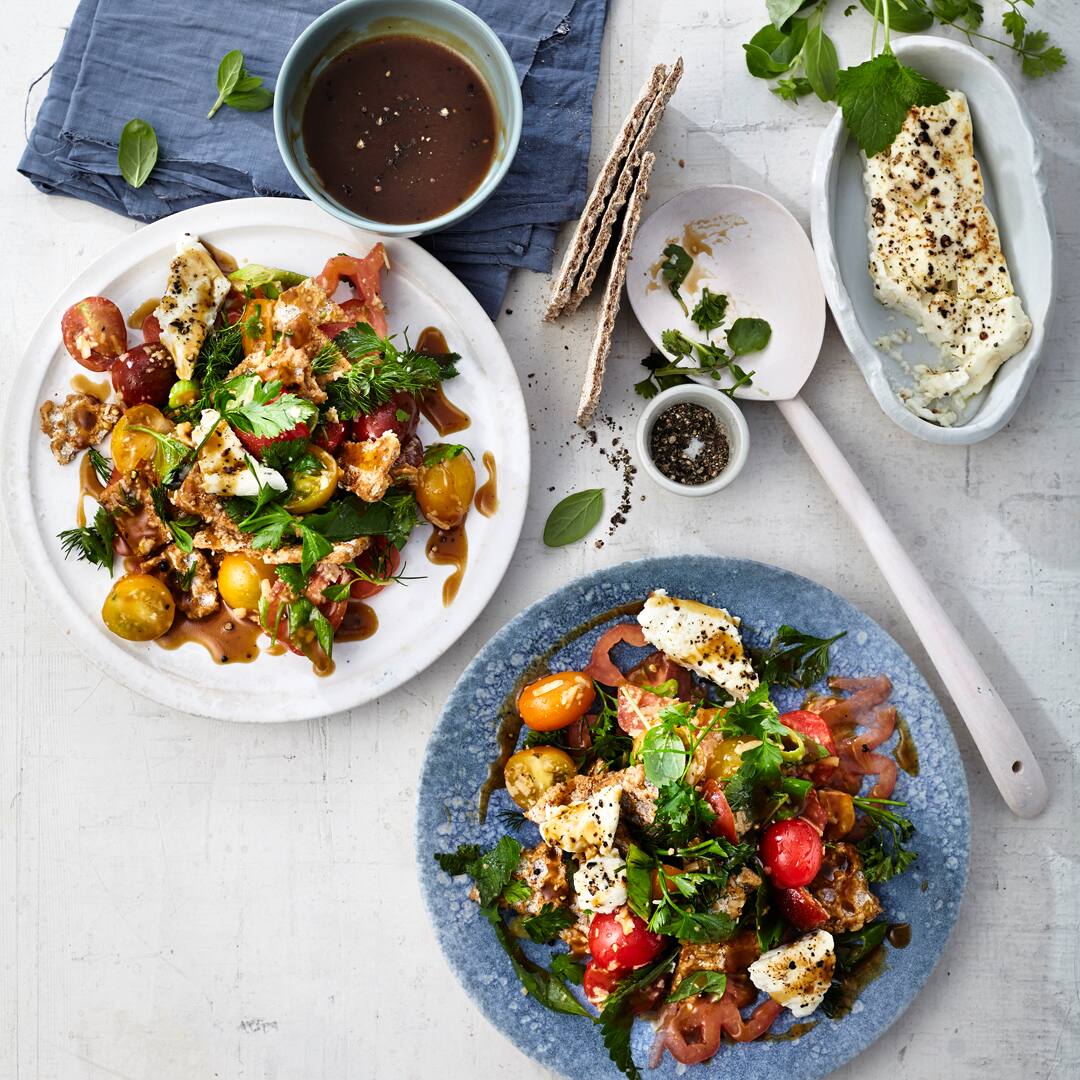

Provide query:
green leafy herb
left=754, top=882, right=784, bottom=952
left=720, top=686, right=791, bottom=812
left=634, top=351, right=691, bottom=400
left=639, top=702, right=695, bottom=787
left=117, top=118, right=158, bottom=189
left=833, top=920, right=888, bottom=969
left=647, top=780, right=717, bottom=849
left=87, top=447, right=112, bottom=486
left=744, top=18, right=809, bottom=79
left=260, top=439, right=321, bottom=477
left=767, top=0, right=805, bottom=26
left=854, top=796, right=917, bottom=882
left=495, top=807, right=528, bottom=834
left=550, top=953, right=586, bottom=985
left=773, top=75, right=815, bottom=101
left=519, top=904, right=576, bottom=944
left=584, top=685, right=634, bottom=770
left=214, top=375, right=319, bottom=439
left=803, top=20, right=839, bottom=100
left=667, top=970, right=727, bottom=1003
left=423, top=443, right=469, bottom=466
left=543, top=488, right=604, bottom=547
left=689, top=288, right=729, bottom=335
left=150, top=486, right=198, bottom=553
left=598, top=950, right=678, bottom=1080
left=727, top=317, right=772, bottom=357
left=322, top=323, right=456, bottom=420
left=57, top=506, right=115, bottom=574
left=756, top=624, right=846, bottom=688
left=659, top=243, right=693, bottom=314
left=194, top=321, right=244, bottom=395
left=208, top=49, right=274, bottom=118
left=129, top=426, right=191, bottom=484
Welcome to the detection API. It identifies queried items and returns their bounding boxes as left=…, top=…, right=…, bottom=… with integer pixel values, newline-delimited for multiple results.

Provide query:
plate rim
left=2, top=196, right=530, bottom=722
left=414, top=553, right=972, bottom=1080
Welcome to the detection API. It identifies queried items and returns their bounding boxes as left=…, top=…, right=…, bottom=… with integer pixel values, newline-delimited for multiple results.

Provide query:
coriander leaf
left=691, top=289, right=725, bottom=334
left=543, top=488, right=604, bottom=547
left=835, top=52, right=949, bottom=158
left=667, top=970, right=727, bottom=1003
left=756, top=625, right=847, bottom=688
left=501, top=879, right=532, bottom=907
left=659, top=243, right=693, bottom=314
left=423, top=443, right=469, bottom=466
left=726, top=317, right=772, bottom=356
left=519, top=904, right=576, bottom=944
left=57, top=506, right=115, bottom=574
left=117, top=118, right=158, bottom=189
left=551, top=953, right=586, bottom=985
left=804, top=22, right=840, bottom=101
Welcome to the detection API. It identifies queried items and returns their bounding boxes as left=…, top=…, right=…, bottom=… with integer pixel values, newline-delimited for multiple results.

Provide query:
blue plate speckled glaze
left=416, top=556, right=970, bottom=1079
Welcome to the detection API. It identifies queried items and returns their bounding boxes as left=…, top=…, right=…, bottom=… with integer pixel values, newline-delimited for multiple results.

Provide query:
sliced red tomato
left=779, top=709, right=837, bottom=756
left=349, top=391, right=419, bottom=442
left=583, top=623, right=648, bottom=686
left=626, top=650, right=694, bottom=698
left=315, top=245, right=388, bottom=335
left=314, top=420, right=346, bottom=453
left=701, top=779, right=737, bottom=843
left=588, top=908, right=665, bottom=972
left=582, top=961, right=620, bottom=1008
left=61, top=297, right=127, bottom=371
left=775, top=886, right=830, bottom=930
left=349, top=541, right=401, bottom=600
left=759, top=818, right=823, bottom=889
left=320, top=298, right=379, bottom=339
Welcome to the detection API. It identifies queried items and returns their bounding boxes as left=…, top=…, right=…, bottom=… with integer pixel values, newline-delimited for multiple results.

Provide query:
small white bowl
left=635, top=385, right=749, bottom=497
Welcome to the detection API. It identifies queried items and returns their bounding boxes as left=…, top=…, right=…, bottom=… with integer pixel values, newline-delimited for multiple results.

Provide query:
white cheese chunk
left=573, top=854, right=628, bottom=915
left=748, top=930, right=835, bottom=1018
left=864, top=90, right=1031, bottom=425
left=538, top=787, right=622, bottom=857
left=192, top=410, right=286, bottom=498
left=154, top=234, right=231, bottom=380
left=637, top=590, right=759, bottom=701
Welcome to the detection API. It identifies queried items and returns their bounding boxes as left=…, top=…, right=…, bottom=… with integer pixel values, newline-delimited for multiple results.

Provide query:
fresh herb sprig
left=87, top=447, right=112, bottom=486
left=149, top=486, right=199, bottom=552
left=756, top=624, right=847, bottom=688
left=57, top=506, right=116, bottom=574
left=659, top=243, right=693, bottom=314
left=207, top=50, right=274, bottom=118
left=853, top=796, right=917, bottom=881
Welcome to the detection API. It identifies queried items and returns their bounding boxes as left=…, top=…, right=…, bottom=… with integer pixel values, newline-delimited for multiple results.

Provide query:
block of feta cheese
left=864, top=90, right=1031, bottom=425
left=573, top=854, right=628, bottom=915
left=192, top=410, right=287, bottom=498
left=637, top=590, right=759, bottom=701
left=748, top=930, right=836, bottom=1018
left=538, top=786, right=622, bottom=858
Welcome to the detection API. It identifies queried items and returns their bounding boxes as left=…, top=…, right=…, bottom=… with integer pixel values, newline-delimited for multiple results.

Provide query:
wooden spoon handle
left=778, top=395, right=1047, bottom=817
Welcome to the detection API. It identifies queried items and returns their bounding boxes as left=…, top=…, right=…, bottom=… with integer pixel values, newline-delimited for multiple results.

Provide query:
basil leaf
left=117, top=118, right=158, bottom=189
left=224, top=86, right=274, bottom=112
left=727, top=317, right=772, bottom=357
left=640, top=725, right=687, bottom=788
left=217, top=50, right=244, bottom=96
left=767, top=0, right=805, bottom=28
left=667, top=970, right=727, bottom=1004
left=744, top=21, right=808, bottom=79
left=543, top=489, right=604, bottom=547
left=803, top=22, right=840, bottom=101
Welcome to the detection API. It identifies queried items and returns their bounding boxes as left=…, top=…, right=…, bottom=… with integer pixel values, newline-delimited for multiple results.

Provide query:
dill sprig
left=87, top=447, right=112, bottom=486
left=58, top=506, right=116, bottom=573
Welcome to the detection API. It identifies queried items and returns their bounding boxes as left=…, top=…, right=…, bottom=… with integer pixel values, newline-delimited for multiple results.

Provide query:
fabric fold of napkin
left=19, top=0, right=609, bottom=317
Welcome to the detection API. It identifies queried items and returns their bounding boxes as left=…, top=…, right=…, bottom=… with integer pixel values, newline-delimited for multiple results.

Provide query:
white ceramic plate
left=810, top=35, right=1055, bottom=445
left=3, top=197, right=529, bottom=722
left=626, top=185, right=825, bottom=402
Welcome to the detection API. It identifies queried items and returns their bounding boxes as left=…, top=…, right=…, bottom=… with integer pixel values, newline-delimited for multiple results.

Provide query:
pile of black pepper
left=649, top=402, right=729, bottom=485
left=565, top=415, right=640, bottom=548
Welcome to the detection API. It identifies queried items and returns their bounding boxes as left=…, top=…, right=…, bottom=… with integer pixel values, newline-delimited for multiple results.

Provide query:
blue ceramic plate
left=416, top=556, right=970, bottom=1079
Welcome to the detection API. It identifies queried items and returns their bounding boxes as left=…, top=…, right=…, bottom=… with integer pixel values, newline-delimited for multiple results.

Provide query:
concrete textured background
left=1, top=1, right=1077, bottom=1077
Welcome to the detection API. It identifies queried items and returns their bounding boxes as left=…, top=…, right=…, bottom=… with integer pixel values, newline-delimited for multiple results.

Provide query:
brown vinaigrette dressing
left=337, top=601, right=379, bottom=642
left=765, top=1021, right=818, bottom=1042
left=416, top=327, right=471, bottom=434
left=202, top=243, right=238, bottom=274
left=127, top=297, right=160, bottom=329
left=70, top=374, right=110, bottom=400
left=426, top=524, right=468, bottom=606
left=477, top=599, right=647, bottom=820
left=157, top=606, right=261, bottom=665
left=75, top=451, right=107, bottom=527
left=894, top=714, right=920, bottom=776
left=887, top=923, right=912, bottom=948
left=474, top=451, right=497, bottom=516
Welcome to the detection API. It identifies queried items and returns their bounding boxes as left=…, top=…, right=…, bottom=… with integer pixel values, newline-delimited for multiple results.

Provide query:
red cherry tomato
left=316, top=246, right=388, bottom=335
left=759, top=818, right=823, bottom=889
left=583, top=961, right=621, bottom=1008
left=111, top=344, right=175, bottom=407
left=779, top=710, right=837, bottom=756
left=320, top=298, right=378, bottom=339
left=141, top=314, right=162, bottom=344
left=234, top=420, right=310, bottom=459
left=776, top=886, right=830, bottom=931
left=61, top=297, right=127, bottom=371
left=314, top=420, right=346, bottom=453
left=349, top=541, right=401, bottom=600
left=589, top=908, right=665, bottom=972
left=349, top=391, right=419, bottom=442
left=263, top=567, right=348, bottom=658
left=701, top=779, right=737, bottom=843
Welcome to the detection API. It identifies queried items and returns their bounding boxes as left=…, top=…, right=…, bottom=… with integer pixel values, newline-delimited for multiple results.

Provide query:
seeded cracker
left=576, top=151, right=656, bottom=426
left=543, top=63, right=667, bottom=321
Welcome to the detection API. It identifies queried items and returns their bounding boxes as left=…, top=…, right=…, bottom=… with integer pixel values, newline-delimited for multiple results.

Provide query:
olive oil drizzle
left=477, top=599, right=646, bottom=821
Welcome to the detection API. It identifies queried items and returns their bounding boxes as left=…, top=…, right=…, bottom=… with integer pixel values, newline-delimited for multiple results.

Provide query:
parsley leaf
left=129, top=426, right=191, bottom=484
left=854, top=796, right=917, bottom=882
left=835, top=52, right=949, bottom=158
left=550, top=953, right=586, bottom=985
left=690, top=288, right=729, bottom=335
left=519, top=904, right=576, bottom=944
left=646, top=781, right=717, bottom=848
left=214, top=375, right=318, bottom=439
left=756, top=625, right=846, bottom=688
left=659, top=243, right=693, bottom=315
left=423, top=443, right=469, bottom=466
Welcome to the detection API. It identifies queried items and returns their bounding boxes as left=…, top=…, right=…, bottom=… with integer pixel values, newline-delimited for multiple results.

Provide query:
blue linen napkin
left=18, top=0, right=609, bottom=317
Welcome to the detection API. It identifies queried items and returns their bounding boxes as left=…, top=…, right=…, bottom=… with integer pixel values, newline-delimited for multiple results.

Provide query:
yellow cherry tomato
left=284, top=446, right=339, bottom=513
left=101, top=574, right=175, bottom=641
left=240, top=298, right=275, bottom=354
left=703, top=736, right=763, bottom=782
left=417, top=449, right=476, bottom=530
left=517, top=671, right=596, bottom=732
left=818, top=789, right=856, bottom=839
left=110, top=404, right=172, bottom=474
left=217, top=553, right=274, bottom=611
left=504, top=746, right=577, bottom=810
